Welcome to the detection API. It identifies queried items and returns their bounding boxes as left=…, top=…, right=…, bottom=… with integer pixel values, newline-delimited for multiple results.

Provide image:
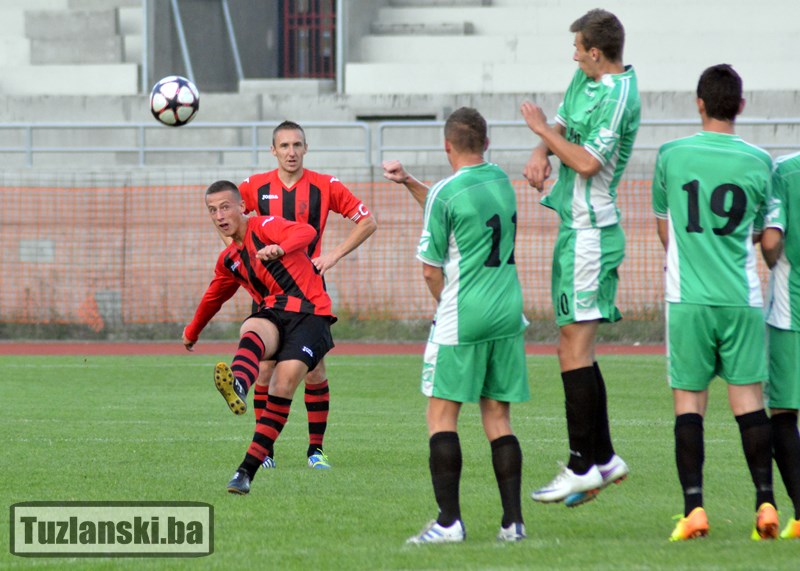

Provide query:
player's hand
left=520, top=100, right=548, bottom=135
left=257, top=245, right=285, bottom=261
left=182, top=329, right=195, bottom=352
left=312, top=253, right=338, bottom=276
left=523, top=148, right=552, bottom=192
left=382, top=160, right=409, bottom=184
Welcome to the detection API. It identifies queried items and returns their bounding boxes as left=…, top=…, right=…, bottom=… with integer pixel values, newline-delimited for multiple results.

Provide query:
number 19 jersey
left=652, top=131, right=773, bottom=306
left=417, top=162, right=526, bottom=345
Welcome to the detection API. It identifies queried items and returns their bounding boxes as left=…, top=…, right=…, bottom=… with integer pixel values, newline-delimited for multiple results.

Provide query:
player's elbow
left=360, top=216, right=378, bottom=236
left=760, top=228, right=784, bottom=268
left=575, top=156, right=603, bottom=179
left=422, top=264, right=444, bottom=298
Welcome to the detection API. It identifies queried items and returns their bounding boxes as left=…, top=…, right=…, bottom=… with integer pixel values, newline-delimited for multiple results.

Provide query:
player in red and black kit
left=183, top=180, right=336, bottom=494
left=234, top=120, right=377, bottom=470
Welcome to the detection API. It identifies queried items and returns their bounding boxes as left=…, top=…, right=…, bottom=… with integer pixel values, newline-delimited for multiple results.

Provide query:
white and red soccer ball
left=149, top=75, right=199, bottom=127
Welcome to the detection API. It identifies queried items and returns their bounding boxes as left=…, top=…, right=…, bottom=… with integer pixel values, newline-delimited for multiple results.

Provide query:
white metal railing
left=377, top=118, right=800, bottom=164
left=0, top=118, right=798, bottom=168
left=0, top=121, right=372, bottom=168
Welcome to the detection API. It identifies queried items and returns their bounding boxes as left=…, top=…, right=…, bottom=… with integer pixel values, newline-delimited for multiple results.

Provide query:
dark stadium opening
left=356, top=114, right=437, bottom=122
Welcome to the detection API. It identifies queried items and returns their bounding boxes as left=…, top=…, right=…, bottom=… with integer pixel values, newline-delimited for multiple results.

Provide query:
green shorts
left=552, top=224, right=625, bottom=326
left=420, top=334, right=530, bottom=403
left=766, top=325, right=800, bottom=409
left=667, top=303, right=767, bottom=390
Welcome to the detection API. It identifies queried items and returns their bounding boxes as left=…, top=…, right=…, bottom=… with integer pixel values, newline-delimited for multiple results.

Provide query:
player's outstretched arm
left=182, top=267, right=240, bottom=352
left=313, top=216, right=377, bottom=275
left=382, top=159, right=429, bottom=208
left=182, top=329, right=196, bottom=352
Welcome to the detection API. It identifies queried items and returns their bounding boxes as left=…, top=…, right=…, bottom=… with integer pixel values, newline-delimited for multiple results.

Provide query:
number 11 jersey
left=652, top=131, right=773, bottom=307
left=417, top=162, right=526, bottom=345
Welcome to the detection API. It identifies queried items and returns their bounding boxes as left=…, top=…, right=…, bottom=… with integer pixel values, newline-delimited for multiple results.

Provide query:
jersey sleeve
left=766, top=166, right=787, bottom=232
left=239, top=176, right=257, bottom=214
left=416, top=183, right=449, bottom=267
left=328, top=177, right=372, bottom=222
left=752, top=174, right=772, bottom=234
left=651, top=150, right=668, bottom=219
left=184, top=255, right=240, bottom=343
left=255, top=216, right=317, bottom=254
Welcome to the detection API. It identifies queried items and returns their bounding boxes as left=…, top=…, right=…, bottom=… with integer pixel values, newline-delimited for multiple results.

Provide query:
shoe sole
left=497, top=536, right=526, bottom=542
left=564, top=471, right=628, bottom=508
left=781, top=522, right=800, bottom=539
left=756, top=523, right=779, bottom=540
left=755, top=504, right=780, bottom=540
left=672, top=528, right=708, bottom=541
left=563, top=488, right=601, bottom=507
left=533, top=485, right=601, bottom=504
left=406, top=537, right=464, bottom=544
left=227, top=486, right=249, bottom=495
left=781, top=531, right=800, bottom=539
left=214, top=363, right=246, bottom=415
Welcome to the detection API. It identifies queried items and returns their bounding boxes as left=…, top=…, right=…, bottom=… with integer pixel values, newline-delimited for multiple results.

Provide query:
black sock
left=593, top=362, right=615, bottom=464
left=675, top=413, right=704, bottom=516
left=736, top=409, right=775, bottom=511
left=771, top=412, right=800, bottom=519
left=491, top=435, right=523, bottom=528
left=429, top=431, right=462, bottom=527
left=563, top=367, right=598, bottom=474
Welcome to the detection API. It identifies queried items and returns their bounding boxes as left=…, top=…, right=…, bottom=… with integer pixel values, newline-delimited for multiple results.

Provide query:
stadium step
left=370, top=21, right=474, bottom=35
left=388, top=0, right=488, bottom=6
left=0, top=64, right=138, bottom=96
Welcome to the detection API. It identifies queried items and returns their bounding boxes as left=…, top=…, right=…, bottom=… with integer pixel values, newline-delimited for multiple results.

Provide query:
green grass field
left=1, top=353, right=796, bottom=570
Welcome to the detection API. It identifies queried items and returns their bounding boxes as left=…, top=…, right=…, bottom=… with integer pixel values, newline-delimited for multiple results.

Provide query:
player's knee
left=305, top=365, right=326, bottom=385
left=255, top=368, right=271, bottom=387
left=270, top=375, right=303, bottom=398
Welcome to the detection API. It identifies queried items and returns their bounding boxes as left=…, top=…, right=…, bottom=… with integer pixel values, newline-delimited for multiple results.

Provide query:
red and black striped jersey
left=184, top=216, right=333, bottom=343
left=239, top=168, right=371, bottom=258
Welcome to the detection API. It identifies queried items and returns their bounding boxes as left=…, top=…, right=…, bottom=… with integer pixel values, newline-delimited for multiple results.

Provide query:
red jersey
left=239, top=169, right=371, bottom=258
left=185, top=216, right=333, bottom=343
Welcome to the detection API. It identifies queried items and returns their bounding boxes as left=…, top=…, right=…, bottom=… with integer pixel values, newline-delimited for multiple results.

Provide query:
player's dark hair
left=571, top=9, right=625, bottom=63
left=444, top=107, right=487, bottom=154
left=272, top=120, right=306, bottom=145
left=206, top=179, right=241, bottom=200
left=697, top=64, right=742, bottom=122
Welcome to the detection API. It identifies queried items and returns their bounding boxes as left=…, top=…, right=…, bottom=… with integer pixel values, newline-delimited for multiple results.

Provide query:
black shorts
left=247, top=307, right=334, bottom=371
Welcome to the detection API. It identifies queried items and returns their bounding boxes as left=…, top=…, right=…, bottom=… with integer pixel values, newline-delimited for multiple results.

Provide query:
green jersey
left=542, top=66, right=641, bottom=229
left=652, top=131, right=773, bottom=306
left=417, top=162, right=526, bottom=345
left=766, top=151, right=800, bottom=330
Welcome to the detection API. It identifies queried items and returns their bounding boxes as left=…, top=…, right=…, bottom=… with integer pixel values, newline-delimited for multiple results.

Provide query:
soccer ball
left=149, top=75, right=199, bottom=127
